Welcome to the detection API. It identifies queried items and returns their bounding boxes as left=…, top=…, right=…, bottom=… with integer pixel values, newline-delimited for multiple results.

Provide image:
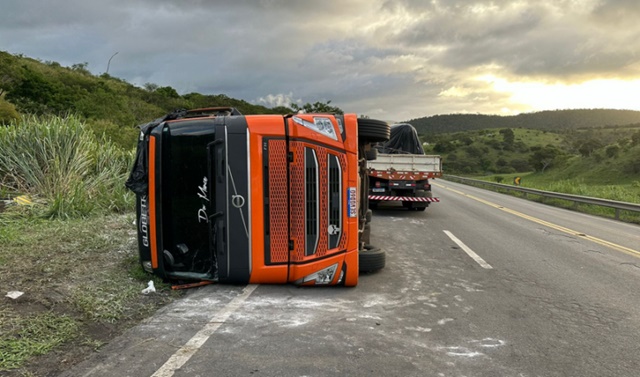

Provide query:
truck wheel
left=416, top=189, right=432, bottom=198
left=358, top=118, right=390, bottom=143
left=359, top=244, right=386, bottom=273
left=416, top=206, right=427, bottom=211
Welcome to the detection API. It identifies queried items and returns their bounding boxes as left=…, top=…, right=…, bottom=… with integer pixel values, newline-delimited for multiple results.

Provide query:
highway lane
left=61, top=181, right=640, bottom=377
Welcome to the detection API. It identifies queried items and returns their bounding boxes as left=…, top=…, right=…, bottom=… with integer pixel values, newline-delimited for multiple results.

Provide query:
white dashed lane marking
left=444, top=230, right=493, bottom=269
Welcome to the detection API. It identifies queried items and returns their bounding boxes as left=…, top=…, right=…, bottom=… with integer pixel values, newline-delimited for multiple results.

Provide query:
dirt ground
left=0, top=211, right=179, bottom=377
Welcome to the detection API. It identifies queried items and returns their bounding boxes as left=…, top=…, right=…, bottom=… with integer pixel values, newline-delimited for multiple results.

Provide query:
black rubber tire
left=416, top=206, right=427, bottom=211
left=359, top=244, right=386, bottom=273
left=358, top=118, right=390, bottom=143
left=365, top=147, right=378, bottom=161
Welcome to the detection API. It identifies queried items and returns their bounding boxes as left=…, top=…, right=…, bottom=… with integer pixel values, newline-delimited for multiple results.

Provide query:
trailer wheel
left=358, top=118, right=390, bottom=143
left=359, top=244, right=386, bottom=273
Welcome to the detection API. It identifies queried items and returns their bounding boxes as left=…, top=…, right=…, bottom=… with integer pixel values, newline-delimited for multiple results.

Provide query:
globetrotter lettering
left=139, top=195, right=149, bottom=247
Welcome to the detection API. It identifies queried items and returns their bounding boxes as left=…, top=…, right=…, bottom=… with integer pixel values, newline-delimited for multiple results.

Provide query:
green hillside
left=425, top=125, right=640, bottom=176
left=1, top=50, right=639, bottom=204
left=0, top=51, right=292, bottom=148
left=410, top=110, right=640, bottom=135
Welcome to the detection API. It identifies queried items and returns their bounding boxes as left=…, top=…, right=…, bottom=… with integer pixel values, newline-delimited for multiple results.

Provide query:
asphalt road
left=61, top=180, right=640, bottom=377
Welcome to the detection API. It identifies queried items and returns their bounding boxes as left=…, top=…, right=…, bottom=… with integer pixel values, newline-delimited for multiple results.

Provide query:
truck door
left=285, top=114, right=350, bottom=284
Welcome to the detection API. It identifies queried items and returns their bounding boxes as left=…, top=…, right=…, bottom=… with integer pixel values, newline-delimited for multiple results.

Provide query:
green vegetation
left=409, top=109, right=640, bottom=134
left=469, top=173, right=640, bottom=223
left=1, top=49, right=639, bottom=374
left=0, top=115, right=133, bottom=218
left=0, top=313, right=79, bottom=370
left=432, top=124, right=640, bottom=222
left=0, top=51, right=348, bottom=375
left=0, top=214, right=174, bottom=374
left=0, top=51, right=297, bottom=150
left=426, top=126, right=640, bottom=178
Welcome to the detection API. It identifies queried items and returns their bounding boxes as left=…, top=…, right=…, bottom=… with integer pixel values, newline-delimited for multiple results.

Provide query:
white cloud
left=255, top=93, right=297, bottom=108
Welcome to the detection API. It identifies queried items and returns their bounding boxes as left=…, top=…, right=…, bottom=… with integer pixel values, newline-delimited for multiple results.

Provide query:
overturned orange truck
left=126, top=108, right=390, bottom=286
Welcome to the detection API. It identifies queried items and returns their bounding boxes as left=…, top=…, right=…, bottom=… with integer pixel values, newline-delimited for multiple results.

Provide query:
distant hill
left=0, top=51, right=290, bottom=127
left=408, top=109, right=640, bottom=134
left=4, top=51, right=640, bottom=138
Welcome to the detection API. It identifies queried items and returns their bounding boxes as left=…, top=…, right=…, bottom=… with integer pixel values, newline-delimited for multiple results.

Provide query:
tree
left=143, top=82, right=159, bottom=92
left=529, top=145, right=562, bottom=173
left=605, top=145, right=620, bottom=158
left=156, top=86, right=180, bottom=98
left=71, top=62, right=90, bottom=75
left=6, top=66, right=58, bottom=114
left=631, top=131, right=640, bottom=147
left=499, top=128, right=515, bottom=144
left=510, top=158, right=531, bottom=172
left=577, top=138, right=603, bottom=157
left=496, top=157, right=509, bottom=167
left=291, top=100, right=343, bottom=114
left=433, top=140, right=454, bottom=153
left=0, top=97, right=20, bottom=124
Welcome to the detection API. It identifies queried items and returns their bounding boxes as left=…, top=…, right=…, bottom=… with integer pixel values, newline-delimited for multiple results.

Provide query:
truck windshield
left=161, top=124, right=218, bottom=280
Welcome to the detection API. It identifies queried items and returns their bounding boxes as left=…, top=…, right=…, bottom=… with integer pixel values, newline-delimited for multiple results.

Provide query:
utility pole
left=106, top=52, right=119, bottom=74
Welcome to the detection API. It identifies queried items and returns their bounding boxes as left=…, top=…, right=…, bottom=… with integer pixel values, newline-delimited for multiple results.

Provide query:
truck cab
left=128, top=108, right=389, bottom=286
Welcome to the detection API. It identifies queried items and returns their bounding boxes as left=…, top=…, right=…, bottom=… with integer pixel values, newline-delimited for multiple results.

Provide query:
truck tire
left=416, top=189, right=432, bottom=198
left=358, top=118, right=390, bottom=143
left=413, top=190, right=429, bottom=211
left=359, top=244, right=386, bottom=273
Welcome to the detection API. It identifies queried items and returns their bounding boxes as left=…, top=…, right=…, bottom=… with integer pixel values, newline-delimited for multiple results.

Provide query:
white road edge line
left=443, top=230, right=493, bottom=269
left=151, top=284, right=259, bottom=377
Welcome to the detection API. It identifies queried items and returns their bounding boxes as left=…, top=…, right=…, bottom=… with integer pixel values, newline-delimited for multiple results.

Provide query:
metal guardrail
left=444, top=175, right=640, bottom=220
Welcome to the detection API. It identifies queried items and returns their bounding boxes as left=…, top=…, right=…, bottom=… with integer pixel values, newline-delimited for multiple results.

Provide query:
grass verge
left=0, top=210, right=179, bottom=376
left=464, top=173, right=640, bottom=223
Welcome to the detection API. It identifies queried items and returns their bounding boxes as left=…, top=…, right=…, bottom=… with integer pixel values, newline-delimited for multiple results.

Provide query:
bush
left=87, top=119, right=138, bottom=150
left=0, top=97, right=20, bottom=125
left=605, top=144, right=620, bottom=158
left=0, top=114, right=133, bottom=218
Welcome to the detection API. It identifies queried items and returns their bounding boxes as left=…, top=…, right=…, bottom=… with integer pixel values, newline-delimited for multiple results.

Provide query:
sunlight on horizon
left=478, top=75, right=640, bottom=114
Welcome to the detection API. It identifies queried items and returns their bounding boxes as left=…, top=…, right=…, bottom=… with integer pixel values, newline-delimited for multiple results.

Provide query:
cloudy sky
left=2, top=0, right=640, bottom=121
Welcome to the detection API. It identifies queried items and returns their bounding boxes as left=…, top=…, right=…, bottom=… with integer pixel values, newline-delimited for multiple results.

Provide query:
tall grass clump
left=0, top=114, right=134, bottom=218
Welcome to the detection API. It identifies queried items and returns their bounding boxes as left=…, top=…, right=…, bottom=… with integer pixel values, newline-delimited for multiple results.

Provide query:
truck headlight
left=293, top=116, right=338, bottom=140
left=295, top=263, right=339, bottom=285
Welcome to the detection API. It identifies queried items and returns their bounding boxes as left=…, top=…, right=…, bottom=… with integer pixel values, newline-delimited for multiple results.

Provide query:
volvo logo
left=231, top=194, right=245, bottom=208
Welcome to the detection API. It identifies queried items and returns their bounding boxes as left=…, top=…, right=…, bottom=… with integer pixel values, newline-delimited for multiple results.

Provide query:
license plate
left=372, top=188, right=385, bottom=192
